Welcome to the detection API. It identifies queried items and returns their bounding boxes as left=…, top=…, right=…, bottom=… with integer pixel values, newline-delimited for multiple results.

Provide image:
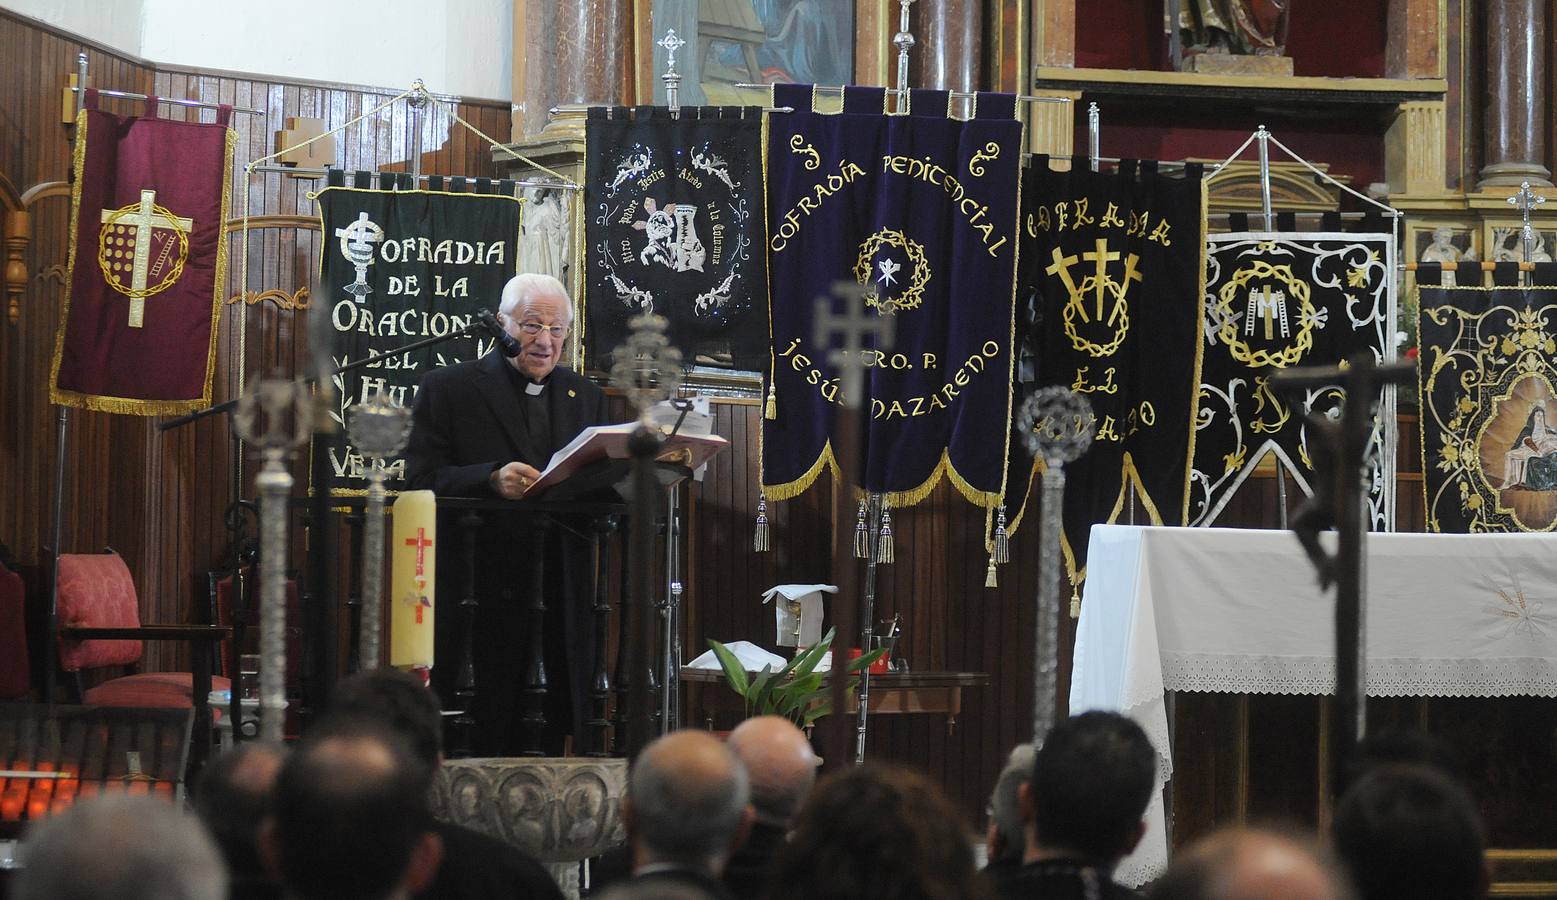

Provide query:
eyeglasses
left=517, top=321, right=567, bottom=338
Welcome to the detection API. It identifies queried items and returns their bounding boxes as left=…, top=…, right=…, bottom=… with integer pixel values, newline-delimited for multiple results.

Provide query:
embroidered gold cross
left=101, top=189, right=192, bottom=327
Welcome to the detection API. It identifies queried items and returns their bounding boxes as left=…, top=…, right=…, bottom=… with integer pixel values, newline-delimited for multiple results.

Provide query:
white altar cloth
left=1069, top=525, right=1557, bottom=887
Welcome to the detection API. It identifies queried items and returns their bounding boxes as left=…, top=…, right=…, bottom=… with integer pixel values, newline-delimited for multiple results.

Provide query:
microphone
left=476, top=309, right=521, bottom=358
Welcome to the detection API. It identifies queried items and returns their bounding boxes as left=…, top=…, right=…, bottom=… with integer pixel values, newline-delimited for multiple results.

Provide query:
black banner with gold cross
left=1189, top=232, right=1395, bottom=528
left=1418, top=266, right=1557, bottom=532
left=1004, top=159, right=1206, bottom=585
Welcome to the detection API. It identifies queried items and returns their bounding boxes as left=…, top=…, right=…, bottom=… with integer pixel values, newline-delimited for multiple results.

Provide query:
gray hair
left=16, top=795, right=228, bottom=900
left=990, top=743, right=1036, bottom=863
left=498, top=272, right=574, bottom=326
left=629, top=731, right=751, bottom=870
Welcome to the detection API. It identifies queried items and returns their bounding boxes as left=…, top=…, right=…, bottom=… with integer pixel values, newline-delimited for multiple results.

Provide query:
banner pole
left=1257, top=124, right=1274, bottom=231
left=44, top=52, right=89, bottom=711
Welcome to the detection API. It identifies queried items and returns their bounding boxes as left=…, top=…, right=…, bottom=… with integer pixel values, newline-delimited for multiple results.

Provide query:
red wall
left=1076, top=0, right=1388, bottom=79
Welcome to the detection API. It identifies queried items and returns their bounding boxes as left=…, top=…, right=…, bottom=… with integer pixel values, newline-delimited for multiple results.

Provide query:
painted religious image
left=1421, top=285, right=1557, bottom=533
left=652, top=0, right=855, bottom=105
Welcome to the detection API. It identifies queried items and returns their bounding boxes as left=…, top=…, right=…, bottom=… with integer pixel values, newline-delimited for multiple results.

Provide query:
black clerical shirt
left=501, top=360, right=553, bottom=454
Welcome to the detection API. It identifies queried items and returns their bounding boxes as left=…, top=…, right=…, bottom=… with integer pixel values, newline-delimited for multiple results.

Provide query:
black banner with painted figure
left=1005, top=158, right=1206, bottom=585
left=1189, top=231, right=1396, bottom=528
left=584, top=106, right=769, bottom=371
left=761, top=84, right=1022, bottom=509
left=317, top=173, right=520, bottom=495
left=1418, top=264, right=1557, bottom=532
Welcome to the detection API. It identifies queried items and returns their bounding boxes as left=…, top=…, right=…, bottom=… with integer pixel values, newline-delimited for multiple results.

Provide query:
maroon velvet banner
left=50, top=91, right=235, bottom=415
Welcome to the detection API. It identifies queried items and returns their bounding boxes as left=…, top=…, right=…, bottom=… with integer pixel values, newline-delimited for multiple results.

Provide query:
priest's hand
left=490, top=461, right=542, bottom=499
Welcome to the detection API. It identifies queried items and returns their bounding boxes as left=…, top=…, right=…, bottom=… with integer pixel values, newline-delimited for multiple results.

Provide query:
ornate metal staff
left=346, top=396, right=413, bottom=670
left=659, top=29, right=687, bottom=118
left=811, top=282, right=895, bottom=765
left=1019, top=386, right=1095, bottom=746
left=232, top=379, right=312, bottom=743
left=1509, top=181, right=1546, bottom=266
left=610, top=312, right=683, bottom=754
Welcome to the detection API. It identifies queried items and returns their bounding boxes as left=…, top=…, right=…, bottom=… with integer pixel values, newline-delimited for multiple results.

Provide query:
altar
left=1070, top=524, right=1557, bottom=886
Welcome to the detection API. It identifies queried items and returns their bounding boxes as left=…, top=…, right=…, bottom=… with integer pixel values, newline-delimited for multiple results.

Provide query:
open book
left=523, top=422, right=729, bottom=495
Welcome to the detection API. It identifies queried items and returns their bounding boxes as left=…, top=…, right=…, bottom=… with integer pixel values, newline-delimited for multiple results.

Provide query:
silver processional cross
left=1508, top=181, right=1547, bottom=265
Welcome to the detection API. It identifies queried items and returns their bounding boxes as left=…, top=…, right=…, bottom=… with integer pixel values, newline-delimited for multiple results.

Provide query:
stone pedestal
left=1479, top=0, right=1551, bottom=188
left=431, top=757, right=629, bottom=900
left=1182, top=53, right=1294, bottom=77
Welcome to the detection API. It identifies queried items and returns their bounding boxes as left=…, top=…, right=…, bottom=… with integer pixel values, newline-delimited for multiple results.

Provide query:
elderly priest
left=406, top=272, right=609, bottom=755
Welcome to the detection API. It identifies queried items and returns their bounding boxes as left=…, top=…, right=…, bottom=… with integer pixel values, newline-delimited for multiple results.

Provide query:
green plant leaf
left=801, top=700, right=833, bottom=728
left=787, top=628, right=834, bottom=679
left=708, top=639, right=749, bottom=695
left=774, top=673, right=824, bottom=717
left=749, top=666, right=778, bottom=713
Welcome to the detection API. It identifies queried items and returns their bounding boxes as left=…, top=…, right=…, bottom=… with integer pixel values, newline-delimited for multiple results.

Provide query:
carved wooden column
left=4, top=210, right=28, bottom=326
left=511, top=0, right=630, bottom=139
left=1479, top=0, right=1551, bottom=188
left=915, top=0, right=983, bottom=93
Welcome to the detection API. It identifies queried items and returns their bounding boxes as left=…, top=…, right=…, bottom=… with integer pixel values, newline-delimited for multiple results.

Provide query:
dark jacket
left=405, top=352, right=611, bottom=754
left=986, top=858, right=1141, bottom=900
left=418, top=820, right=564, bottom=900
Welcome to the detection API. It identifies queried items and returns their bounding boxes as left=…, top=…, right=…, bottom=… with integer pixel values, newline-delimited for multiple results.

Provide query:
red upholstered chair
left=0, top=560, right=28, bottom=699
left=55, top=550, right=231, bottom=770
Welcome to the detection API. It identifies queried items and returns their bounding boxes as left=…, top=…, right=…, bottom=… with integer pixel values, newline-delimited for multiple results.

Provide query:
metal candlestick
left=233, top=379, right=312, bottom=743
left=345, top=396, right=413, bottom=670
left=1019, top=386, right=1095, bottom=747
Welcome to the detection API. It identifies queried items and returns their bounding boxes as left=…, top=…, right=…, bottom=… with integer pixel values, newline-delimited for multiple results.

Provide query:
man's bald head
left=627, top=730, right=753, bottom=873
left=1149, top=828, right=1349, bottom=900
left=727, top=716, right=818, bottom=827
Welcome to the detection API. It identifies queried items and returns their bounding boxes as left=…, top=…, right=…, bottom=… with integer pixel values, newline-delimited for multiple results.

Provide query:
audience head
left=1148, top=827, right=1348, bottom=900
left=1331, top=763, right=1486, bottom=900
left=262, top=717, right=443, bottom=900
left=15, top=795, right=227, bottom=900
left=771, top=762, right=984, bottom=900
left=986, top=743, right=1035, bottom=866
left=328, top=667, right=444, bottom=779
left=725, top=715, right=819, bottom=827
left=626, top=729, right=753, bottom=874
left=193, top=741, right=288, bottom=890
left=1025, top=711, right=1157, bottom=866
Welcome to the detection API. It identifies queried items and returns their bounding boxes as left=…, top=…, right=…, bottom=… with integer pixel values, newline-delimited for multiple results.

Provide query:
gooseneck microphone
left=476, top=309, right=522, bottom=358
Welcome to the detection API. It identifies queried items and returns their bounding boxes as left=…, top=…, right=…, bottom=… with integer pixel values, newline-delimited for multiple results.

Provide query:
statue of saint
left=1179, top=0, right=1291, bottom=57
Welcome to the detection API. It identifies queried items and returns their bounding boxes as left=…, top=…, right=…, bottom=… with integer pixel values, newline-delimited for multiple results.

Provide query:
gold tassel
left=754, top=494, right=771, bottom=552
left=993, top=505, right=1010, bottom=565
left=853, top=500, right=868, bottom=559
left=1069, top=585, right=1081, bottom=619
left=764, top=382, right=777, bottom=419
left=876, top=507, right=894, bottom=564
left=985, top=554, right=997, bottom=588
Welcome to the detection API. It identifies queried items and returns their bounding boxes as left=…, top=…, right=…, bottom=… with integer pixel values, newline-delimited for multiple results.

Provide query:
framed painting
left=649, top=0, right=859, bottom=106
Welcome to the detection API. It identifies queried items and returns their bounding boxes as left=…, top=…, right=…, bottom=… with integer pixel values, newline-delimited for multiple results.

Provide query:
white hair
left=16, top=795, right=228, bottom=900
left=498, top=273, right=574, bottom=326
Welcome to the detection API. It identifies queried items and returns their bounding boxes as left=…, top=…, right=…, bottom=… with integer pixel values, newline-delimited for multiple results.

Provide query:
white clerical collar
left=525, top=381, right=546, bottom=396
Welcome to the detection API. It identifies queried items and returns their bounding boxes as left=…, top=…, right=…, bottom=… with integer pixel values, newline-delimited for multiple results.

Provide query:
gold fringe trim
left=47, top=108, right=90, bottom=409
left=761, top=443, right=1003, bottom=509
